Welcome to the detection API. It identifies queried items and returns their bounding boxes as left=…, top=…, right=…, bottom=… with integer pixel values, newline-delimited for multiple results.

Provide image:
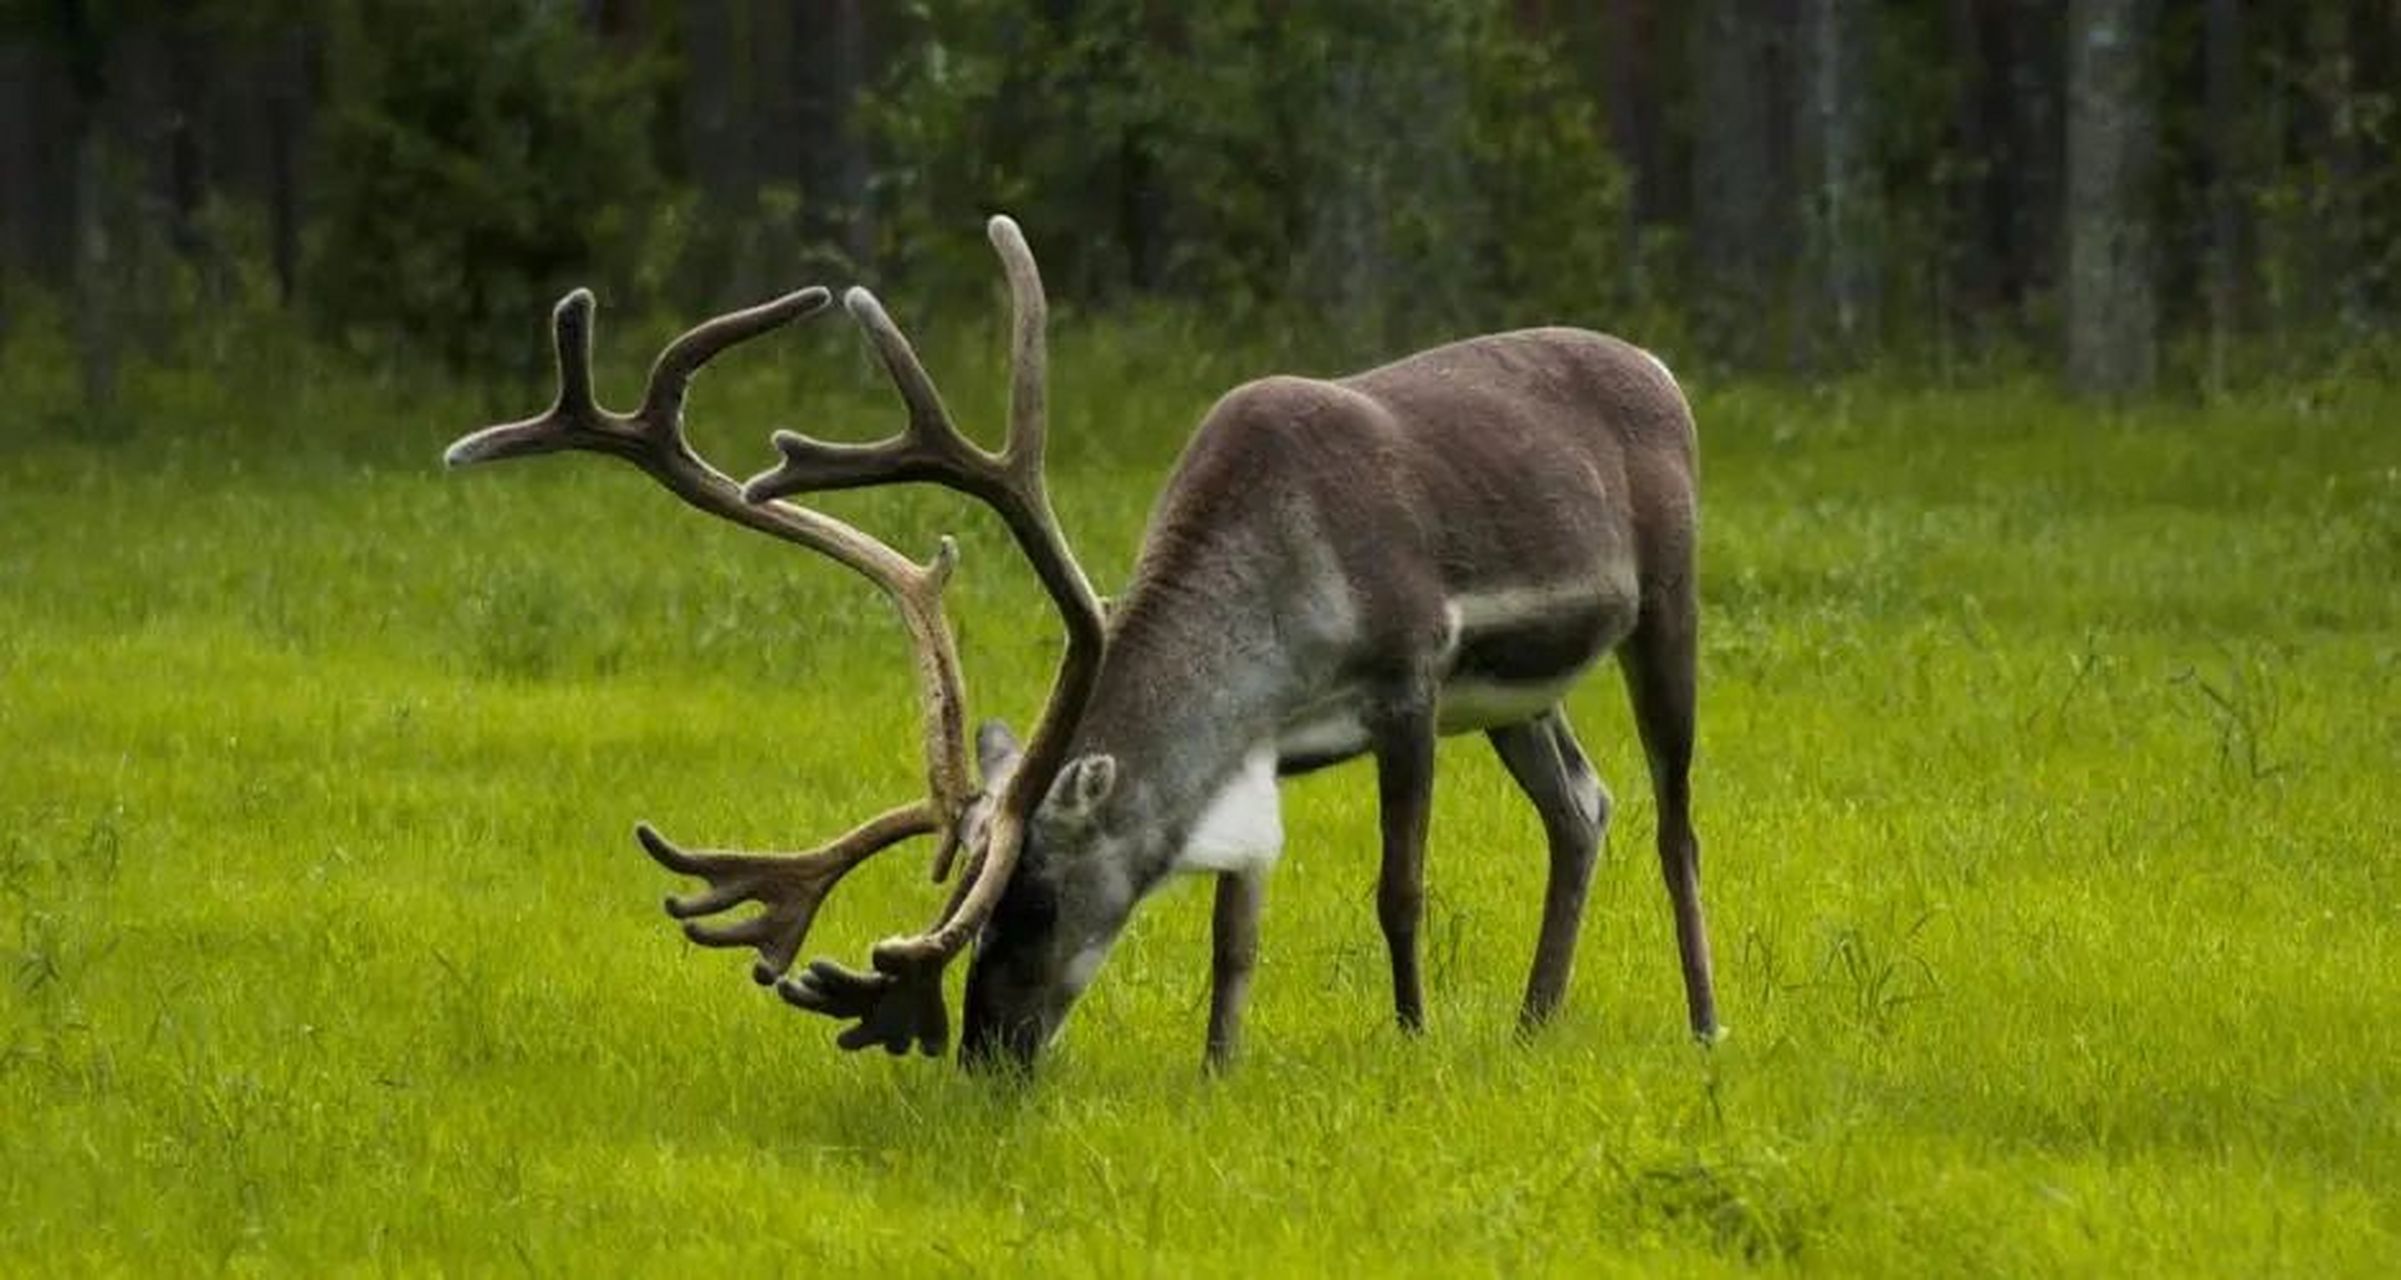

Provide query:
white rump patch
left=1176, top=746, right=1284, bottom=873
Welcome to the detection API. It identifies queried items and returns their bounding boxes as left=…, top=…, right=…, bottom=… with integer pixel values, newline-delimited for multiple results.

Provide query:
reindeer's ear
left=1045, top=753, right=1118, bottom=823
left=976, top=719, right=1022, bottom=786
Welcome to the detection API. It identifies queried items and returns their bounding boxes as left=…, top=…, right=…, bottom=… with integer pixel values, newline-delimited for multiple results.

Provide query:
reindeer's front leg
left=1205, top=867, right=1266, bottom=1071
left=1373, top=701, right=1437, bottom=1033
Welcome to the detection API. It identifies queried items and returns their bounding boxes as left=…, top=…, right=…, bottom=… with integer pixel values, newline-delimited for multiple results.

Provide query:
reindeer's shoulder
left=1205, top=374, right=1383, bottom=428
left=1185, top=375, right=1393, bottom=465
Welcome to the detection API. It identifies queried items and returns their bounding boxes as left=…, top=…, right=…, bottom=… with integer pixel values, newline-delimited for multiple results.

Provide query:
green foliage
left=871, top=0, right=1631, bottom=357
left=308, top=0, right=663, bottom=373
left=10, top=0, right=2401, bottom=387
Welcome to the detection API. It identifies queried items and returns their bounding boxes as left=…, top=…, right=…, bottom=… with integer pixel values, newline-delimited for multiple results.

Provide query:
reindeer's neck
left=1069, top=550, right=1301, bottom=881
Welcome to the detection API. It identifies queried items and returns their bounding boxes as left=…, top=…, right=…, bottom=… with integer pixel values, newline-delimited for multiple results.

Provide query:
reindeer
left=445, top=217, right=1719, bottom=1071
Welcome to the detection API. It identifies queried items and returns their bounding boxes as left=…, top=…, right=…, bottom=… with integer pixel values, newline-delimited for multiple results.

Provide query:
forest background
left=4, top=0, right=2396, bottom=403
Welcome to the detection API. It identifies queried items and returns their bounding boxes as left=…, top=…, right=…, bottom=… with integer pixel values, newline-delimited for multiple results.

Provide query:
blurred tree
left=867, top=0, right=1622, bottom=359
left=263, top=20, right=313, bottom=306
left=0, top=0, right=2394, bottom=391
left=1793, top=0, right=1876, bottom=368
left=2065, top=0, right=2157, bottom=395
left=676, top=0, right=744, bottom=300
left=309, top=0, right=661, bottom=372
left=1690, top=0, right=1786, bottom=367
left=2307, top=3, right=2368, bottom=329
left=1596, top=0, right=1672, bottom=283
left=790, top=0, right=875, bottom=273
left=2202, top=0, right=2246, bottom=387
left=1949, top=0, right=2067, bottom=336
left=47, top=0, right=118, bottom=426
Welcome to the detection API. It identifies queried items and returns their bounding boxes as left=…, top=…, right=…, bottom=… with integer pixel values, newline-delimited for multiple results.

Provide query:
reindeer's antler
left=444, top=285, right=978, bottom=991
left=744, top=216, right=1108, bottom=1055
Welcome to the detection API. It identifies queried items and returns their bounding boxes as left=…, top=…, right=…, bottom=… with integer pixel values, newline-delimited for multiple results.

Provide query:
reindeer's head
left=956, top=722, right=1146, bottom=1066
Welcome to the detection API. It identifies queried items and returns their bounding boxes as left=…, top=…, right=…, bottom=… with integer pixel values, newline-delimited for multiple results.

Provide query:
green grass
left=3, top=319, right=2398, bottom=1274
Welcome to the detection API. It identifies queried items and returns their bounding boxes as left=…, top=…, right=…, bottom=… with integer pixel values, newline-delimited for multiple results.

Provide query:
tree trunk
left=1600, top=0, right=1665, bottom=305
left=1947, top=0, right=2003, bottom=320
left=70, top=99, right=117, bottom=427
left=1952, top=0, right=2069, bottom=338
left=1690, top=0, right=1784, bottom=367
left=790, top=0, right=874, bottom=272
left=2358, top=6, right=2401, bottom=323
left=160, top=6, right=208, bottom=270
left=1793, top=0, right=1874, bottom=368
left=1304, top=52, right=1386, bottom=355
left=1115, top=3, right=1180, bottom=295
left=0, top=41, right=72, bottom=300
left=832, top=0, right=874, bottom=271
left=1300, top=8, right=1473, bottom=350
left=2203, top=0, right=2244, bottom=389
left=2306, top=3, right=2365, bottom=330
left=681, top=0, right=746, bottom=303
left=2064, top=0, right=2157, bottom=396
left=56, top=0, right=119, bottom=428
left=264, top=24, right=312, bottom=308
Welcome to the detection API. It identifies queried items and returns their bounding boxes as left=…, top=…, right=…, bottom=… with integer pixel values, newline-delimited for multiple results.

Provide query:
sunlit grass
left=3, top=321, right=2397, bottom=1272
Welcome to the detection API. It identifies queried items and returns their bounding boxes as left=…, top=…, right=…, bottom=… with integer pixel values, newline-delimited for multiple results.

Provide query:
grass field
left=3, top=318, right=2398, bottom=1274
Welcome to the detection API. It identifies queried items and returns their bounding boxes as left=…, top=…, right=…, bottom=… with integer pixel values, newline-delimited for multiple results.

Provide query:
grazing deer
left=445, top=217, right=1719, bottom=1071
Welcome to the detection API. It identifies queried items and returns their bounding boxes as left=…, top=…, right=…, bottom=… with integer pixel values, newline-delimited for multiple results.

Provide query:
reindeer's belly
left=1274, top=579, right=1635, bottom=772
left=1433, top=673, right=1585, bottom=734
left=1436, top=580, right=1633, bottom=729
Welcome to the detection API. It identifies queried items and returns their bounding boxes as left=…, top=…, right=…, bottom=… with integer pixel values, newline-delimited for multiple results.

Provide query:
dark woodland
left=3, top=0, right=2397, bottom=416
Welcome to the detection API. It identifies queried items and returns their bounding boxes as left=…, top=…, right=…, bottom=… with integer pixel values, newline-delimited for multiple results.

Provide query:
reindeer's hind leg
left=1619, top=584, right=1721, bottom=1042
left=1490, top=708, right=1612, bottom=1031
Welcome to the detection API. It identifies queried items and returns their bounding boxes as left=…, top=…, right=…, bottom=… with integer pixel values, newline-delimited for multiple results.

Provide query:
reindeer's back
left=1140, top=327, right=1692, bottom=609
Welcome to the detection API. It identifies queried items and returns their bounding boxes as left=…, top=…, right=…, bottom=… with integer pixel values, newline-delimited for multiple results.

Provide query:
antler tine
left=983, top=213, right=1104, bottom=652
left=553, top=288, right=600, bottom=420
left=635, top=806, right=937, bottom=986
left=988, top=215, right=1050, bottom=480
left=444, top=284, right=985, bottom=989
left=843, top=287, right=989, bottom=463
left=638, top=288, right=831, bottom=432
